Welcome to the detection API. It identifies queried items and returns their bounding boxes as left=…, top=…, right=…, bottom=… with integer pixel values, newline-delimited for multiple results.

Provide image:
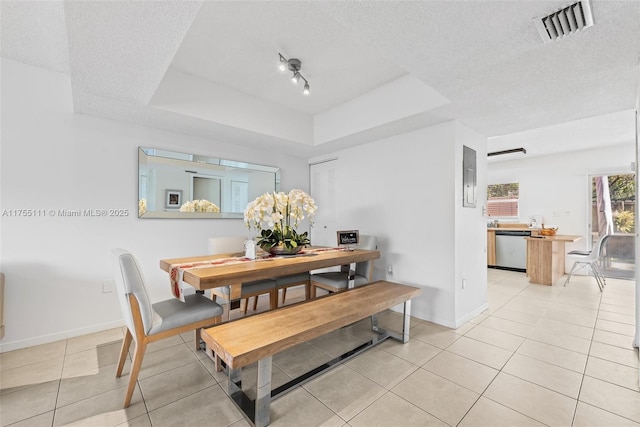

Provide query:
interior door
left=193, top=176, right=222, bottom=207
left=310, top=159, right=338, bottom=247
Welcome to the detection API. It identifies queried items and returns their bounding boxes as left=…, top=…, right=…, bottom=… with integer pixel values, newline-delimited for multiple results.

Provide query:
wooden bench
left=202, top=280, right=421, bottom=427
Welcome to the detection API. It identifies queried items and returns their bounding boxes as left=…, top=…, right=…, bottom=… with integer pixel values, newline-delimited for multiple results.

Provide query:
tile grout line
left=459, top=273, right=550, bottom=425
left=455, top=275, right=551, bottom=426
left=568, top=276, right=603, bottom=427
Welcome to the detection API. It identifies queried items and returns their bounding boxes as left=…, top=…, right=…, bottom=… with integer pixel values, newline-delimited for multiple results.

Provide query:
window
left=590, top=173, right=635, bottom=279
left=487, top=183, right=519, bottom=217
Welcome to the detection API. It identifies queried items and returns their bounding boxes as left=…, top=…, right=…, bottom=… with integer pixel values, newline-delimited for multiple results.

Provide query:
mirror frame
left=138, top=147, right=280, bottom=219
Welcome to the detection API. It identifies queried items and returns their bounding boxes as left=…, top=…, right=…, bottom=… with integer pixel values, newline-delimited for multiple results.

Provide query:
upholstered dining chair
left=207, top=236, right=278, bottom=313
left=310, top=235, right=377, bottom=297
left=111, top=249, right=224, bottom=408
left=564, top=234, right=610, bottom=291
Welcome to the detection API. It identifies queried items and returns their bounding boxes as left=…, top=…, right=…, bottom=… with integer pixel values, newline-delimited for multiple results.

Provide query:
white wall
left=310, top=121, right=488, bottom=327
left=0, top=59, right=309, bottom=351
left=488, top=143, right=636, bottom=261
left=454, top=123, right=489, bottom=325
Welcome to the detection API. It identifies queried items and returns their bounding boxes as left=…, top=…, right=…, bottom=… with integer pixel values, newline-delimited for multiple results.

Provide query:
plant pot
left=267, top=244, right=303, bottom=256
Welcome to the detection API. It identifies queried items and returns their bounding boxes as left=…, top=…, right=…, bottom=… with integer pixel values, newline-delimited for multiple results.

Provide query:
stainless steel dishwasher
left=494, top=230, right=531, bottom=271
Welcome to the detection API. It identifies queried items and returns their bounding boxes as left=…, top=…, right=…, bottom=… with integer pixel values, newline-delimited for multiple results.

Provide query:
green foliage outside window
left=614, top=210, right=635, bottom=233
left=487, top=183, right=519, bottom=198
left=592, top=174, right=635, bottom=201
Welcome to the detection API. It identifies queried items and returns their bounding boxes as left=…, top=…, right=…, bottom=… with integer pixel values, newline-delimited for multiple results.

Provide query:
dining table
left=159, top=246, right=381, bottom=306
left=160, top=246, right=386, bottom=425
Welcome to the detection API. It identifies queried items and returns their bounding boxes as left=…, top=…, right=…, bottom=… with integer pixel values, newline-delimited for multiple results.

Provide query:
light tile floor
left=0, top=270, right=638, bottom=426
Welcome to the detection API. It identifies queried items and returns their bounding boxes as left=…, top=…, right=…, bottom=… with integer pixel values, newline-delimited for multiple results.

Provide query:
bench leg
left=228, top=367, right=242, bottom=396
left=371, top=300, right=412, bottom=343
left=227, top=358, right=272, bottom=427
left=255, top=356, right=272, bottom=427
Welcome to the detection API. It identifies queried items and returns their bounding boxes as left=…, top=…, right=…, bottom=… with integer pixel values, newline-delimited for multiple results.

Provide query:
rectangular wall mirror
left=138, top=147, right=280, bottom=219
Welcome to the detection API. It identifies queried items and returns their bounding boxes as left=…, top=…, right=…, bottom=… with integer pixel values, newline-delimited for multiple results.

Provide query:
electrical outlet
left=387, top=265, right=393, bottom=277
left=102, top=279, right=114, bottom=293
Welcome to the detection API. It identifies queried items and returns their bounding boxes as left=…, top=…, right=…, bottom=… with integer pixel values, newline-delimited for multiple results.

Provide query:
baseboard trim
left=454, top=303, right=489, bottom=328
left=0, top=320, right=125, bottom=353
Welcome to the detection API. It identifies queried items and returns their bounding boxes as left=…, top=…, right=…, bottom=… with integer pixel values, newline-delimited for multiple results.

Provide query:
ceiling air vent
left=533, top=0, right=594, bottom=43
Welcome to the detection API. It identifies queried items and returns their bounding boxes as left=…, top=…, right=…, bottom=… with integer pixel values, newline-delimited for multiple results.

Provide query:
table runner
left=168, top=247, right=343, bottom=301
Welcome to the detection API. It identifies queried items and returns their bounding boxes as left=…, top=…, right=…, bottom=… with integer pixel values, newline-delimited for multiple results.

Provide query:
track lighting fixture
left=278, top=53, right=310, bottom=95
left=487, top=148, right=527, bottom=157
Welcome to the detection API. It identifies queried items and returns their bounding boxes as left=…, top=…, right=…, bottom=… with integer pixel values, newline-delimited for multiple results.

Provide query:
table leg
left=347, top=262, right=356, bottom=289
left=370, top=313, right=379, bottom=332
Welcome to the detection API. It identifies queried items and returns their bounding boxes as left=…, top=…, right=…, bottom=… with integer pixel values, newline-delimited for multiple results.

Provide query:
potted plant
left=244, top=189, right=316, bottom=255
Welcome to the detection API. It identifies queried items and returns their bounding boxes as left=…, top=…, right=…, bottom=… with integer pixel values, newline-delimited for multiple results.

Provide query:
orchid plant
left=138, top=198, right=147, bottom=217
left=179, top=199, right=220, bottom=213
left=244, top=189, right=317, bottom=252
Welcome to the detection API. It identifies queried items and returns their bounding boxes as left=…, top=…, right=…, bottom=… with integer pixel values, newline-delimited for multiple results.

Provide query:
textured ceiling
left=1, top=1, right=639, bottom=158
left=171, top=2, right=407, bottom=115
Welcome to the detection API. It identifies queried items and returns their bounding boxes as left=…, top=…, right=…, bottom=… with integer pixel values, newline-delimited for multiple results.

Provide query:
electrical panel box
left=463, top=145, right=477, bottom=208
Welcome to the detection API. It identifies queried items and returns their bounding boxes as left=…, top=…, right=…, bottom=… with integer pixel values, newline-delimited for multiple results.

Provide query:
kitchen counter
left=525, top=235, right=581, bottom=285
left=487, top=227, right=539, bottom=232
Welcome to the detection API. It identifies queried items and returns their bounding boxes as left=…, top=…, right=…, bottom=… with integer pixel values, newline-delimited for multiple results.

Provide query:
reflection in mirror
left=138, top=147, right=280, bottom=218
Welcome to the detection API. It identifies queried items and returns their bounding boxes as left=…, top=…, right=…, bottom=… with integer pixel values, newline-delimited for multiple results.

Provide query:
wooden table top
left=201, top=280, right=421, bottom=369
left=160, top=247, right=380, bottom=290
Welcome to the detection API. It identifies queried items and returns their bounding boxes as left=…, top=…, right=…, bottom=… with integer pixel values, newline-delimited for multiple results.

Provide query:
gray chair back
left=208, top=236, right=246, bottom=254
left=354, top=235, right=378, bottom=281
left=111, top=249, right=155, bottom=336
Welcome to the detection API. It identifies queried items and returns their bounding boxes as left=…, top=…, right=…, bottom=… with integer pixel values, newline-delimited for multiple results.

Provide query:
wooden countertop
left=525, top=235, right=581, bottom=242
left=487, top=227, right=536, bottom=232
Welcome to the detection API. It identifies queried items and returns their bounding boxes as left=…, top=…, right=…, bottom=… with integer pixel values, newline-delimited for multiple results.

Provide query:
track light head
left=303, top=82, right=310, bottom=95
left=291, top=72, right=300, bottom=84
left=278, top=53, right=287, bottom=71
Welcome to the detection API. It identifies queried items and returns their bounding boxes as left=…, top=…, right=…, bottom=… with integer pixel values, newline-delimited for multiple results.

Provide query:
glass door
left=590, top=172, right=636, bottom=279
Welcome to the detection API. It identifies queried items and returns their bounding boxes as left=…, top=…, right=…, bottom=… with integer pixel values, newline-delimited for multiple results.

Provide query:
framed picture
left=337, top=230, right=359, bottom=247
left=165, top=190, right=182, bottom=209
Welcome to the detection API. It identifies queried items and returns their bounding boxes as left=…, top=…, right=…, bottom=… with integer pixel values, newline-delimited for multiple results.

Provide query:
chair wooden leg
left=242, top=298, right=250, bottom=314
left=310, top=284, right=317, bottom=299
left=269, top=290, right=278, bottom=310
left=253, top=295, right=259, bottom=311
left=195, top=328, right=202, bottom=351
left=282, top=288, right=287, bottom=304
left=304, top=282, right=310, bottom=301
left=124, top=338, right=147, bottom=408
left=116, top=329, right=133, bottom=378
